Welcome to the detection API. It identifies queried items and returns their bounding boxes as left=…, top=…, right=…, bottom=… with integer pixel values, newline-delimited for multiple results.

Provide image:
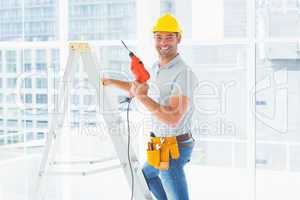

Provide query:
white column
left=175, top=0, right=192, bottom=39
left=59, top=0, right=69, bottom=42
left=247, top=0, right=256, bottom=199
left=136, top=0, right=160, bottom=69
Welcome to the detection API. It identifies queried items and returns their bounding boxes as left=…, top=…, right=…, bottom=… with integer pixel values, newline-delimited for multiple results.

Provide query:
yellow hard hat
left=152, top=13, right=182, bottom=34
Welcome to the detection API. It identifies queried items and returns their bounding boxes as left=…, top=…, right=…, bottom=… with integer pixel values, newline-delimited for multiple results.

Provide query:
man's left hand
left=130, top=81, right=149, bottom=98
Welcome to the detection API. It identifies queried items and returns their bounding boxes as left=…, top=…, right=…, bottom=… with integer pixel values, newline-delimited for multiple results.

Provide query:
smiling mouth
left=159, top=47, right=171, bottom=54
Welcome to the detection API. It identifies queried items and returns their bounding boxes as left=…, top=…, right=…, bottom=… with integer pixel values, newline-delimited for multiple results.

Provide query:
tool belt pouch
left=147, top=149, right=160, bottom=168
left=166, top=137, right=180, bottom=160
left=159, top=142, right=170, bottom=170
left=146, top=136, right=180, bottom=170
left=146, top=137, right=161, bottom=168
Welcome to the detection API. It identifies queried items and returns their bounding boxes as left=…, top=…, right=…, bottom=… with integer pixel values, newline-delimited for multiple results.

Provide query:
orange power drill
left=121, top=40, right=150, bottom=83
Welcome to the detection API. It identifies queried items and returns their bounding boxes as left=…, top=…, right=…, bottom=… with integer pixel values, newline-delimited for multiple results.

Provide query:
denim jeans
left=142, top=139, right=194, bottom=200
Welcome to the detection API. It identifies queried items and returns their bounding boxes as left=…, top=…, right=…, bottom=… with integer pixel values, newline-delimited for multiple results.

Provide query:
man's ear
left=177, top=34, right=182, bottom=43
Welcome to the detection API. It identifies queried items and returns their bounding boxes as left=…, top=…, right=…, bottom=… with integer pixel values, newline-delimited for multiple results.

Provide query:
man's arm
left=137, top=95, right=189, bottom=127
left=131, top=81, right=189, bottom=126
left=102, top=78, right=132, bottom=92
left=103, top=79, right=190, bottom=126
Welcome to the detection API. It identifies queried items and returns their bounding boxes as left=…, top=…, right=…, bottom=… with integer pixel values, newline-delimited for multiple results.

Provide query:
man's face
left=153, top=32, right=181, bottom=58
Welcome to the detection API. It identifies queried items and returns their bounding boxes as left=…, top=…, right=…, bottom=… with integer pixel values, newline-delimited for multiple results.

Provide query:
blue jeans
left=142, top=139, right=194, bottom=200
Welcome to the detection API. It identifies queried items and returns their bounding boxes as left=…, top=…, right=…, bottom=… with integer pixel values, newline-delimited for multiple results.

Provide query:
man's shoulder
left=172, top=60, right=194, bottom=76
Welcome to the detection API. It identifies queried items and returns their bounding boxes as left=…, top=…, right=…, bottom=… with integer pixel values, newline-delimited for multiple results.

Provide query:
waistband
left=176, top=133, right=193, bottom=142
left=150, top=132, right=193, bottom=142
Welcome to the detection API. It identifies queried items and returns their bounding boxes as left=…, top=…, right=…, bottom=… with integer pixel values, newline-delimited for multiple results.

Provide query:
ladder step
left=51, top=157, right=117, bottom=165
left=47, top=164, right=123, bottom=176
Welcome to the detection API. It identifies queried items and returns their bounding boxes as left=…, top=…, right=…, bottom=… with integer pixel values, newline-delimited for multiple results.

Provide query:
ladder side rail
left=81, top=50, right=152, bottom=199
left=33, top=50, right=79, bottom=200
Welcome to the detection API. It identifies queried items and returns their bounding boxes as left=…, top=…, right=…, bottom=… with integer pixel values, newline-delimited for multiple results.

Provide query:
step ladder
left=33, top=43, right=153, bottom=200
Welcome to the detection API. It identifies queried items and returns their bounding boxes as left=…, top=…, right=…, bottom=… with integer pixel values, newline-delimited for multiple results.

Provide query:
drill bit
left=121, top=40, right=134, bottom=57
left=121, top=40, right=131, bottom=52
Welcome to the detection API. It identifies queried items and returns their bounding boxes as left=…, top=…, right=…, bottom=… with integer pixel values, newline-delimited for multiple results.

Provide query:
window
left=36, top=49, right=46, bottom=61
left=6, top=94, right=16, bottom=103
left=7, top=131, right=21, bottom=144
left=36, top=63, right=47, bottom=72
left=36, top=132, right=45, bottom=139
left=36, top=94, right=48, bottom=104
left=6, top=78, right=17, bottom=88
left=25, top=94, right=32, bottom=103
left=7, top=107, right=18, bottom=115
left=24, top=50, right=31, bottom=61
left=70, top=122, right=79, bottom=128
left=22, top=5, right=58, bottom=41
left=6, top=119, right=18, bottom=127
left=36, top=108, right=48, bottom=116
left=0, top=51, right=2, bottom=72
left=6, top=51, right=16, bottom=62
left=36, top=78, right=47, bottom=88
left=26, top=132, right=34, bottom=141
left=22, top=108, right=34, bottom=116
left=7, top=131, right=23, bottom=144
left=52, top=49, right=59, bottom=61
left=6, top=63, right=16, bottom=73
left=85, top=122, right=96, bottom=127
left=22, top=120, right=33, bottom=128
left=68, top=1, right=136, bottom=40
left=24, top=63, right=32, bottom=72
left=36, top=120, right=48, bottom=128
left=0, top=130, right=4, bottom=145
left=23, top=78, right=32, bottom=88
left=71, top=94, right=80, bottom=105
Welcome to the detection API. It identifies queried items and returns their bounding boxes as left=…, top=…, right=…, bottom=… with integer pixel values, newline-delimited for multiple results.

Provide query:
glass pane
left=68, top=0, right=136, bottom=40
left=0, top=0, right=23, bottom=41
left=189, top=0, right=247, bottom=39
left=256, top=42, right=300, bottom=200
left=24, top=0, right=59, bottom=41
left=98, top=46, right=132, bottom=77
left=0, top=48, right=59, bottom=147
left=0, top=0, right=59, bottom=41
left=180, top=44, right=250, bottom=199
left=256, top=0, right=300, bottom=38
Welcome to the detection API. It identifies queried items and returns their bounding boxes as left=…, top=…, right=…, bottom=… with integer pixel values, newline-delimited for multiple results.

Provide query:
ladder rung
left=51, top=157, right=117, bottom=165
left=47, top=164, right=123, bottom=176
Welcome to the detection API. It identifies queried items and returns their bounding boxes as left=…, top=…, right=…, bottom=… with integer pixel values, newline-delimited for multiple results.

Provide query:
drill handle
left=130, top=54, right=150, bottom=83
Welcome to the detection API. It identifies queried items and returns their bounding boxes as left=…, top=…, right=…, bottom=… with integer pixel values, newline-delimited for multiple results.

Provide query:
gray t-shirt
left=148, top=54, right=198, bottom=137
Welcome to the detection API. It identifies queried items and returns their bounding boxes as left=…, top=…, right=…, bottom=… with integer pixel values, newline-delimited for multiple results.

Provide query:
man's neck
left=159, top=53, right=178, bottom=67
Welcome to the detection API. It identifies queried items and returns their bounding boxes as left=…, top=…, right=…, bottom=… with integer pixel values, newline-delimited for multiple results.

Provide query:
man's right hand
left=101, top=78, right=111, bottom=86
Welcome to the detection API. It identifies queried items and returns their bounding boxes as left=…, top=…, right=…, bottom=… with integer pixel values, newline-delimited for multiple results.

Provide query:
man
left=102, top=13, right=198, bottom=200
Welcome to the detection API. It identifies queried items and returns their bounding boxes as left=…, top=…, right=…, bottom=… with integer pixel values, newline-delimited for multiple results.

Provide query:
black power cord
left=124, top=97, right=134, bottom=200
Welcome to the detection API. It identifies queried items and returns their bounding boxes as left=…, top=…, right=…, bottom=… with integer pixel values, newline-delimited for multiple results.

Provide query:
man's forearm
left=106, top=79, right=132, bottom=92
left=137, top=95, right=180, bottom=126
